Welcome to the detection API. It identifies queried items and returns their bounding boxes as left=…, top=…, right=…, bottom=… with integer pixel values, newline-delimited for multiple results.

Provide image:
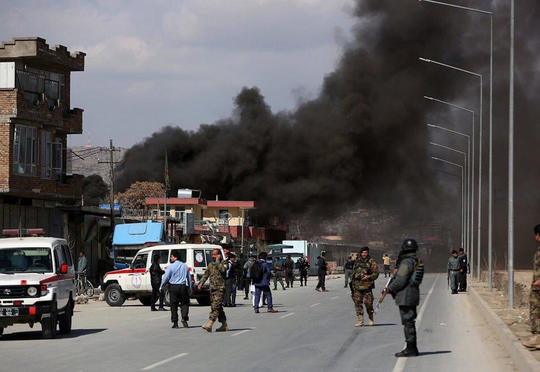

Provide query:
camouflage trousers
left=209, top=288, right=226, bottom=322
left=352, top=289, right=374, bottom=319
left=530, top=289, right=540, bottom=334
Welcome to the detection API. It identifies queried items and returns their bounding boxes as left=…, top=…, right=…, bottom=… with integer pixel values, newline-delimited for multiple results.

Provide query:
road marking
left=279, top=312, right=295, bottom=319
left=331, top=296, right=339, bottom=300
left=310, top=302, right=320, bottom=308
left=391, top=275, right=439, bottom=372
left=149, top=315, right=169, bottom=320
left=142, top=352, right=188, bottom=370
left=231, top=328, right=254, bottom=337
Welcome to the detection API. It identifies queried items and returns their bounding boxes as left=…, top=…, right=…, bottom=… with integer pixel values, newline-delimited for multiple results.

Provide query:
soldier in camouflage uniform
left=197, top=249, right=230, bottom=332
left=351, top=246, right=379, bottom=327
left=523, top=224, right=540, bottom=349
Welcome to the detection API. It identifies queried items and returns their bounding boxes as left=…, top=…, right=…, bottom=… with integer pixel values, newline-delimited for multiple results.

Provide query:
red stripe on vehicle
left=104, top=269, right=146, bottom=275
left=40, top=274, right=75, bottom=284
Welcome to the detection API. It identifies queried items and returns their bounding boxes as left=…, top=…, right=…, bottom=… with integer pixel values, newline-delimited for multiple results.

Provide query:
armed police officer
left=384, top=238, right=423, bottom=357
left=351, top=247, right=379, bottom=327
left=315, top=251, right=328, bottom=292
left=448, top=250, right=460, bottom=294
left=298, top=255, right=310, bottom=287
left=457, top=248, right=468, bottom=292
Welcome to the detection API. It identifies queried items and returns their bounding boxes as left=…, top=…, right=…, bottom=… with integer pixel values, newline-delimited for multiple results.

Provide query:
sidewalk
left=469, top=279, right=540, bottom=371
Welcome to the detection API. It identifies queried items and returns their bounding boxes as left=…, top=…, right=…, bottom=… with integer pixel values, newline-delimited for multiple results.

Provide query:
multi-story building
left=0, top=37, right=85, bottom=236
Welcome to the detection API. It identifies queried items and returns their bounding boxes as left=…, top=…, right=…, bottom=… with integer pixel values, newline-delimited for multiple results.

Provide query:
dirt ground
left=470, top=270, right=540, bottom=362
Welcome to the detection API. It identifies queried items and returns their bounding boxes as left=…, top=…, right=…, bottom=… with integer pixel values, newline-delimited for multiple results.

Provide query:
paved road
left=0, top=274, right=516, bottom=371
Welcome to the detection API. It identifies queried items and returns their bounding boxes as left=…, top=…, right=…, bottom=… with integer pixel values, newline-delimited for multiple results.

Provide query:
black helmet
left=401, top=239, right=418, bottom=252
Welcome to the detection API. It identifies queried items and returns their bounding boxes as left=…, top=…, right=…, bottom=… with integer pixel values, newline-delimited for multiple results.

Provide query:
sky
left=0, top=0, right=356, bottom=148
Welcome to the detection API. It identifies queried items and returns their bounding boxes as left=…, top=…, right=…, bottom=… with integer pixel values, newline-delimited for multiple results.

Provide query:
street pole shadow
left=418, top=350, right=452, bottom=356
left=371, top=323, right=397, bottom=327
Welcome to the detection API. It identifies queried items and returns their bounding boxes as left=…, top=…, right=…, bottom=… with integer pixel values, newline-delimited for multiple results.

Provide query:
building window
left=40, top=132, right=62, bottom=179
left=15, top=67, right=65, bottom=110
left=13, top=125, right=37, bottom=176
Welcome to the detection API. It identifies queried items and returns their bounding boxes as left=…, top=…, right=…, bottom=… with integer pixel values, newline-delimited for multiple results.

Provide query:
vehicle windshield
left=0, top=247, right=53, bottom=274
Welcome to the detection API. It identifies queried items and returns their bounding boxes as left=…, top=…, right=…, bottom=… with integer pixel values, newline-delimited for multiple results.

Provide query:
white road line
left=231, top=328, right=254, bottom=337
left=310, top=302, right=321, bottom=308
left=142, top=352, right=188, bottom=370
left=331, top=296, right=339, bottom=300
left=279, top=312, right=295, bottom=319
left=148, top=315, right=169, bottom=321
left=391, top=275, right=439, bottom=372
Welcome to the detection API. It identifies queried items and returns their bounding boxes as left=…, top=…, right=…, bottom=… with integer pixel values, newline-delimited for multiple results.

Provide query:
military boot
left=395, top=342, right=419, bottom=357
left=368, top=316, right=374, bottom=326
left=522, top=335, right=540, bottom=348
left=216, top=320, right=229, bottom=332
left=202, top=319, right=215, bottom=332
left=355, top=315, right=364, bottom=327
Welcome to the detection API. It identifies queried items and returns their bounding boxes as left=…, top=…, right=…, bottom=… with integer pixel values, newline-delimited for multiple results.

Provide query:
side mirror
left=60, top=264, right=68, bottom=274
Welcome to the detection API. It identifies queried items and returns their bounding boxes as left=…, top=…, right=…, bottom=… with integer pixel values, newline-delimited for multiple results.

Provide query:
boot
left=368, top=316, right=374, bottom=326
left=216, top=320, right=229, bottom=332
left=171, top=322, right=179, bottom=329
left=202, top=319, right=215, bottom=333
left=355, top=315, right=364, bottom=327
left=522, top=335, right=540, bottom=348
left=395, top=342, right=419, bottom=357
left=181, top=320, right=188, bottom=328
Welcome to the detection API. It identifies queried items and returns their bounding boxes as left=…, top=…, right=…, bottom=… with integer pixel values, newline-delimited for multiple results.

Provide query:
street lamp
left=508, top=0, right=515, bottom=308
left=424, top=96, right=476, bottom=278
left=420, top=0, right=495, bottom=292
left=429, top=141, right=469, bottom=252
left=431, top=156, right=465, bottom=250
left=427, top=124, right=471, bottom=258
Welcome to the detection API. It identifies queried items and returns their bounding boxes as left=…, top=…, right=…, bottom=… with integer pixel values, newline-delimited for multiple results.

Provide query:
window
left=52, top=140, right=63, bottom=176
left=132, top=253, right=148, bottom=269
left=16, top=67, right=65, bottom=109
left=13, top=125, right=37, bottom=176
left=61, top=245, right=73, bottom=266
left=151, top=250, right=170, bottom=265
left=0, top=62, right=15, bottom=89
left=40, top=132, right=62, bottom=179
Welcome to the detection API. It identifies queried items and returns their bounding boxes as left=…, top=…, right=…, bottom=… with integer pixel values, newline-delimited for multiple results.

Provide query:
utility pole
left=98, top=139, right=121, bottom=242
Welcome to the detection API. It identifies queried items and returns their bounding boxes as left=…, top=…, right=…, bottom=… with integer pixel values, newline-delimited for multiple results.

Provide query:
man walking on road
left=523, top=224, right=540, bottom=349
left=273, top=257, right=286, bottom=290
left=344, top=255, right=354, bottom=288
left=351, top=247, right=379, bottom=327
left=150, top=255, right=165, bottom=311
left=198, top=249, right=230, bottom=332
left=383, top=254, right=391, bottom=278
left=298, top=255, right=309, bottom=287
left=457, top=248, right=468, bottom=292
left=253, top=251, right=278, bottom=314
left=284, top=255, right=295, bottom=288
left=315, top=251, right=328, bottom=292
left=448, top=250, right=460, bottom=295
left=384, top=238, right=422, bottom=357
left=160, top=250, right=192, bottom=329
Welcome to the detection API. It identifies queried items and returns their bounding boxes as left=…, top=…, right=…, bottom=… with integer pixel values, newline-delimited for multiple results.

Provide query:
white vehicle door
left=124, top=252, right=149, bottom=292
left=53, top=245, right=69, bottom=309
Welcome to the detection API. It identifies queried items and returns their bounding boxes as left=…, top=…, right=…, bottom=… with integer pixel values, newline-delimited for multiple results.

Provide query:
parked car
left=101, top=243, right=225, bottom=307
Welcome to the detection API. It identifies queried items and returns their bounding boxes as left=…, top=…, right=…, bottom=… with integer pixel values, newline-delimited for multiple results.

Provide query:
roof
left=207, top=200, right=256, bottom=209
left=137, top=243, right=223, bottom=254
left=0, top=237, right=66, bottom=248
left=145, top=197, right=206, bottom=206
left=113, top=221, right=163, bottom=246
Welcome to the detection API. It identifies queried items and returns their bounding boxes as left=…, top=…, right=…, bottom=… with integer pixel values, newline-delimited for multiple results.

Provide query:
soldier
left=298, top=255, right=310, bottom=286
left=522, top=224, right=540, bottom=349
left=448, top=250, right=460, bottom=294
left=273, top=257, right=286, bottom=290
left=350, top=247, right=379, bottom=326
left=384, top=239, right=422, bottom=357
left=344, top=255, right=354, bottom=288
left=457, top=248, right=468, bottom=292
left=315, top=251, right=328, bottom=292
left=197, top=249, right=230, bottom=332
left=284, top=255, right=295, bottom=288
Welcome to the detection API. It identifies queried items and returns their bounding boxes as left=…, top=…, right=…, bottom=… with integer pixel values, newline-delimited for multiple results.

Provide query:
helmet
left=401, top=239, right=418, bottom=252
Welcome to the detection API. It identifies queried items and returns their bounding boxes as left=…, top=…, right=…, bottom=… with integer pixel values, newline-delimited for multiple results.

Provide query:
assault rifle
left=374, top=275, right=394, bottom=313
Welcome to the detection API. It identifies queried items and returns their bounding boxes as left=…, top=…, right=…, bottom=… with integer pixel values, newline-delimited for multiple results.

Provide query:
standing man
left=253, top=251, right=278, bottom=314
left=243, top=255, right=256, bottom=299
left=344, top=255, right=354, bottom=288
left=77, top=251, right=88, bottom=275
left=385, top=239, right=422, bottom=357
left=448, top=250, right=460, bottom=295
left=197, top=249, right=229, bottom=332
left=284, top=255, right=295, bottom=288
left=237, top=253, right=246, bottom=292
left=315, top=251, right=328, bottom=292
left=383, top=254, right=391, bottom=278
left=229, top=253, right=240, bottom=307
left=351, top=247, right=379, bottom=327
left=457, top=248, right=468, bottom=292
left=160, top=250, right=192, bottom=328
left=523, top=224, right=540, bottom=349
left=273, top=257, right=286, bottom=291
left=298, top=255, right=309, bottom=287
left=223, top=253, right=235, bottom=307
left=150, top=255, right=165, bottom=311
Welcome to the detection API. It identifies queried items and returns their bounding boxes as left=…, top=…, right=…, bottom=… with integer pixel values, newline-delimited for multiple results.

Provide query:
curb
left=469, top=286, right=540, bottom=372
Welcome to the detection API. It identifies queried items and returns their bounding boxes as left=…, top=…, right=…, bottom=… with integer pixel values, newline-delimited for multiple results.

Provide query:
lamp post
left=419, top=0, right=494, bottom=291
left=427, top=124, right=471, bottom=257
left=429, top=141, right=468, bottom=251
left=424, top=96, right=476, bottom=278
left=508, top=0, right=515, bottom=308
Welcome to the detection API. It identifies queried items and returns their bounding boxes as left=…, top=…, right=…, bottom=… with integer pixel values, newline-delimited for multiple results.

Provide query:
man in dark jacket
left=150, top=255, right=165, bottom=311
left=254, top=251, right=278, bottom=314
left=315, top=251, right=328, bottom=292
left=386, top=239, right=421, bottom=357
left=284, top=255, right=295, bottom=288
left=344, top=255, right=354, bottom=288
left=298, top=255, right=310, bottom=286
left=457, top=248, right=468, bottom=292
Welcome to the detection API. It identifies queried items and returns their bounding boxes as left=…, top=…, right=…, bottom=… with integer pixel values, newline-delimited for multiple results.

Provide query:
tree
left=82, top=174, right=109, bottom=206
left=116, top=181, right=165, bottom=210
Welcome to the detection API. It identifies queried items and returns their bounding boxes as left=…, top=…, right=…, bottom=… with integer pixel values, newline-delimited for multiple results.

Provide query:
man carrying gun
left=350, top=246, right=379, bottom=327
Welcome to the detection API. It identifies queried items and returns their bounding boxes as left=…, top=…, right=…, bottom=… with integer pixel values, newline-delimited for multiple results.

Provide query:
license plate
left=0, top=307, right=19, bottom=317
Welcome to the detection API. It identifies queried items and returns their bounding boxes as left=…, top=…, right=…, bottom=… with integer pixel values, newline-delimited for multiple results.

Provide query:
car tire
left=196, top=297, right=211, bottom=306
left=105, top=284, right=125, bottom=307
left=58, top=300, right=73, bottom=334
left=139, top=296, right=151, bottom=306
left=41, top=302, right=57, bottom=339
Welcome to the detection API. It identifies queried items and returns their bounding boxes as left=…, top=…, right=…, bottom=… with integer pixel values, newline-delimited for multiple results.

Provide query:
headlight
left=27, top=286, right=38, bottom=296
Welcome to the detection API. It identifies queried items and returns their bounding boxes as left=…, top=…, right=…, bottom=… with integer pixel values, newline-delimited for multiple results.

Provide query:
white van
left=101, top=243, right=224, bottom=307
left=0, top=236, right=75, bottom=339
